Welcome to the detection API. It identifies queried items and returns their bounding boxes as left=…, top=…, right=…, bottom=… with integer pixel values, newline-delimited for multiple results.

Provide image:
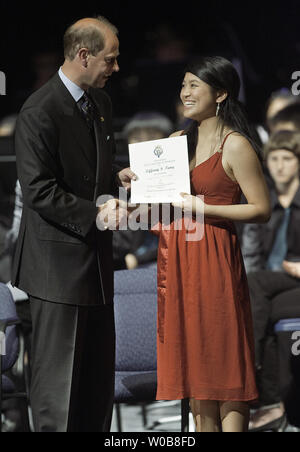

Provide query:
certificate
left=129, top=135, right=191, bottom=204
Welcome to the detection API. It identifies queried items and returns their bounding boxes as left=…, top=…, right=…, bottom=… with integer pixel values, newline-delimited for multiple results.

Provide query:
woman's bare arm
left=173, top=133, right=271, bottom=223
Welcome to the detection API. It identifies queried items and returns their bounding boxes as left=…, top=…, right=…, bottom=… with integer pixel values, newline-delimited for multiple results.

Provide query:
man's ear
left=78, top=48, right=89, bottom=68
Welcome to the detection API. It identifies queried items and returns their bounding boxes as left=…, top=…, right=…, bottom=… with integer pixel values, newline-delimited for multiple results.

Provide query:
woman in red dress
left=154, top=56, right=271, bottom=432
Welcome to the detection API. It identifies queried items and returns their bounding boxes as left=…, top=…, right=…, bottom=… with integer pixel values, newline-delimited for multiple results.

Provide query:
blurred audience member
left=0, top=223, right=10, bottom=282
left=174, top=98, right=192, bottom=130
left=113, top=111, right=174, bottom=270
left=0, top=51, right=61, bottom=281
left=0, top=115, right=17, bottom=137
left=0, top=51, right=61, bottom=268
left=268, top=102, right=300, bottom=134
left=113, top=229, right=159, bottom=270
left=4, top=181, right=30, bottom=358
left=265, top=89, right=297, bottom=125
left=284, top=353, right=300, bottom=428
left=124, top=110, right=173, bottom=143
left=242, top=130, right=300, bottom=431
left=0, top=114, right=17, bottom=282
left=5, top=181, right=22, bottom=260
left=257, top=89, right=298, bottom=144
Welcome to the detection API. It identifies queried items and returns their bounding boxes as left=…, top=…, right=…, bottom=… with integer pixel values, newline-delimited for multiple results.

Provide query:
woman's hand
left=282, top=260, right=300, bottom=279
left=172, top=193, right=205, bottom=216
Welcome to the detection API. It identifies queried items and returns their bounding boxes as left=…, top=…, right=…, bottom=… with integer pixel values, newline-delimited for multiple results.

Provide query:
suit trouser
left=247, top=271, right=300, bottom=405
left=29, top=296, right=115, bottom=432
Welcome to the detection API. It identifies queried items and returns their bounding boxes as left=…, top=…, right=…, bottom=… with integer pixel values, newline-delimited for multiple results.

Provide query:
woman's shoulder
left=222, top=131, right=257, bottom=161
left=223, top=131, right=250, bottom=147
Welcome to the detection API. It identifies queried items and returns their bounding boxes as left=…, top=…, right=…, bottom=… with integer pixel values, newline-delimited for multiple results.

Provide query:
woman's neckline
left=191, top=150, right=239, bottom=185
left=192, top=150, right=221, bottom=171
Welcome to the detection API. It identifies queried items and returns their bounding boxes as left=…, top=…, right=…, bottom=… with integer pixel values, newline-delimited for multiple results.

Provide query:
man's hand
left=97, top=199, right=129, bottom=231
left=116, top=167, right=137, bottom=191
left=282, top=260, right=300, bottom=279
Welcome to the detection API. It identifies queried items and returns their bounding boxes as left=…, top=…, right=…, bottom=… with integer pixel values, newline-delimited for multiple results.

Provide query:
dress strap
left=219, top=131, right=236, bottom=151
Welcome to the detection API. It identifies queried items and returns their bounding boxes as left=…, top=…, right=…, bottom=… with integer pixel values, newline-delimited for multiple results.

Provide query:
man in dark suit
left=12, top=16, right=135, bottom=432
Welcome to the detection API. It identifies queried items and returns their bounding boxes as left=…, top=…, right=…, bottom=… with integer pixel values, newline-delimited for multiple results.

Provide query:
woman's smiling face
left=180, top=72, right=218, bottom=122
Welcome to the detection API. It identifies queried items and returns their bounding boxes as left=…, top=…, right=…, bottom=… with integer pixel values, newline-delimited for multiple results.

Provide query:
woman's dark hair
left=183, top=56, right=262, bottom=162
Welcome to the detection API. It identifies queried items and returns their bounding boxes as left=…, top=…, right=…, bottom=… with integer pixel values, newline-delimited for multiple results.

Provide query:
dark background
left=1, top=0, right=300, bottom=124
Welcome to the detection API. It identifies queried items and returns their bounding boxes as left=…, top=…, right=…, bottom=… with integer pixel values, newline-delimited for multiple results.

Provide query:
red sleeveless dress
left=154, top=132, right=258, bottom=401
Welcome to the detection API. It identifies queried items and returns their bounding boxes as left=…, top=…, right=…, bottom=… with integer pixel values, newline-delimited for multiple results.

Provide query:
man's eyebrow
left=106, top=52, right=120, bottom=58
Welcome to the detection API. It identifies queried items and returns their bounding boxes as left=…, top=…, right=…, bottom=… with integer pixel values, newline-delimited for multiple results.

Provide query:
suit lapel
left=64, top=109, right=97, bottom=169
left=51, top=74, right=97, bottom=169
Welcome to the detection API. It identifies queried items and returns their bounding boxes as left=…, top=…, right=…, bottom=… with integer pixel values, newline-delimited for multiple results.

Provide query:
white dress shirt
left=58, top=67, right=84, bottom=102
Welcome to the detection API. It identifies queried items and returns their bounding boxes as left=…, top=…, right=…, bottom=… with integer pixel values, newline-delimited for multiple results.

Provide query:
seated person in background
left=0, top=212, right=10, bottom=283
left=113, top=229, right=159, bottom=270
left=0, top=115, right=18, bottom=137
left=4, top=181, right=31, bottom=355
left=257, top=89, right=297, bottom=144
left=0, top=115, right=18, bottom=283
left=242, top=130, right=300, bottom=431
left=113, top=111, right=174, bottom=270
left=123, top=110, right=174, bottom=143
left=284, top=353, right=300, bottom=428
left=5, top=180, right=22, bottom=260
left=265, top=89, right=298, bottom=126
left=268, top=102, right=300, bottom=134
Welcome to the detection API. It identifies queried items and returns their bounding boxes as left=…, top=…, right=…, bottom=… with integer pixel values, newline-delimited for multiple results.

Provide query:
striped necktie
left=78, top=93, right=96, bottom=130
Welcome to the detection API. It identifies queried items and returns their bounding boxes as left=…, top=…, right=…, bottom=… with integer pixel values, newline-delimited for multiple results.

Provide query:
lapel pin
left=100, top=116, right=105, bottom=122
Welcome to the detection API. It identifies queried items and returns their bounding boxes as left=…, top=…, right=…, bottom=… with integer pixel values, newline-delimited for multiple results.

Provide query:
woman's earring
left=216, top=103, right=220, bottom=116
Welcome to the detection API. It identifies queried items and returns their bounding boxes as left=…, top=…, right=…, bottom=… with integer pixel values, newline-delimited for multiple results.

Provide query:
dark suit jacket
left=12, top=73, right=121, bottom=306
left=242, top=185, right=300, bottom=273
